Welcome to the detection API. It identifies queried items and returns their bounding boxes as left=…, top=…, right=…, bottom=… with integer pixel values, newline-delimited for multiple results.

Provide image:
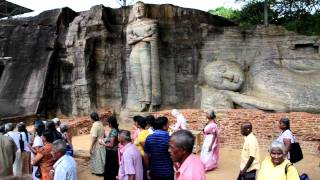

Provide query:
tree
left=233, top=0, right=320, bottom=35
left=208, top=7, right=240, bottom=21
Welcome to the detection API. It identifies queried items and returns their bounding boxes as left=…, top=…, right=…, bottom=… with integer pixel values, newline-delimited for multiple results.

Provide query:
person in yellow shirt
left=258, top=140, right=300, bottom=180
left=134, top=117, right=150, bottom=156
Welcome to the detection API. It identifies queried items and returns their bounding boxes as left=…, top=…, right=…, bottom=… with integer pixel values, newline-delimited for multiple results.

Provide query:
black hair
left=146, top=115, right=155, bottom=127
left=46, top=121, right=56, bottom=131
left=35, top=121, right=45, bottom=136
left=90, top=112, right=100, bottom=121
left=107, top=116, right=119, bottom=130
left=17, top=122, right=29, bottom=142
left=133, top=115, right=144, bottom=123
left=280, top=117, right=290, bottom=130
left=0, top=124, right=5, bottom=134
left=138, top=118, right=148, bottom=129
left=42, top=130, right=54, bottom=143
left=153, top=116, right=168, bottom=130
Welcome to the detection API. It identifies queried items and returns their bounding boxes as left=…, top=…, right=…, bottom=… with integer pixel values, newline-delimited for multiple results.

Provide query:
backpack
left=285, top=163, right=310, bottom=180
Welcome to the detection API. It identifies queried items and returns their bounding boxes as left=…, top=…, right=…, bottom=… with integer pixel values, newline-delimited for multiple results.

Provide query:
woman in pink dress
left=200, top=110, right=220, bottom=171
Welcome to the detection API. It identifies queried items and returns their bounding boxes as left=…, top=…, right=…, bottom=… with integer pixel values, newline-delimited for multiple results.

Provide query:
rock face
left=0, top=4, right=319, bottom=119
left=0, top=8, right=77, bottom=118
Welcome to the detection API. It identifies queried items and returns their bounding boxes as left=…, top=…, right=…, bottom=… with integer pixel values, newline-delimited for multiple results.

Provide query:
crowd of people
left=0, top=110, right=309, bottom=180
left=0, top=116, right=77, bottom=180
left=87, top=110, right=303, bottom=180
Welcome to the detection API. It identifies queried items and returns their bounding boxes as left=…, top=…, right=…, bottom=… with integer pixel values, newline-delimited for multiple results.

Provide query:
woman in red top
left=30, top=130, right=54, bottom=180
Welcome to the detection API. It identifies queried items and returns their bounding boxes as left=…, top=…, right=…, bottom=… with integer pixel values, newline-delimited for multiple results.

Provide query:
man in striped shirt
left=144, top=116, right=174, bottom=180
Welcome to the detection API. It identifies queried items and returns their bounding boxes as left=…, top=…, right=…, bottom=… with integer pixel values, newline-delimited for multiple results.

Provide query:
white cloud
left=9, top=0, right=243, bottom=17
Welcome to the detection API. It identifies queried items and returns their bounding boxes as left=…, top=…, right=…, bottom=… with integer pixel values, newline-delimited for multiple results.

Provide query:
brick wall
left=61, top=108, right=113, bottom=136
left=153, top=109, right=320, bottom=154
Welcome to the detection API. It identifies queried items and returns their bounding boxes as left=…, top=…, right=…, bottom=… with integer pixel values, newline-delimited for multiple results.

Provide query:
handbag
left=237, top=170, right=256, bottom=180
left=289, top=142, right=303, bottom=163
left=35, top=167, right=41, bottom=178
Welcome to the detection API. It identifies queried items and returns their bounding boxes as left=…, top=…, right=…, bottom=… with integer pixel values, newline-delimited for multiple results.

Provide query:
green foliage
left=214, top=0, right=320, bottom=35
left=208, top=7, right=240, bottom=22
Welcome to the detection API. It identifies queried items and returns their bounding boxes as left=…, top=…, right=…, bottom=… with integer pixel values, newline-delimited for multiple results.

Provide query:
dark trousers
left=151, top=175, right=174, bottom=180
left=237, top=170, right=256, bottom=180
left=104, top=149, right=119, bottom=180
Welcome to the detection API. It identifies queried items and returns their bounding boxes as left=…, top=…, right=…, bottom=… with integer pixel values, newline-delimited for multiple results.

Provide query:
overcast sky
left=10, top=0, right=244, bottom=17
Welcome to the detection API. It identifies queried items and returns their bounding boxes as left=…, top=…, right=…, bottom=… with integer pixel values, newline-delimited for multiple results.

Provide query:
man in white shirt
left=51, top=139, right=77, bottom=180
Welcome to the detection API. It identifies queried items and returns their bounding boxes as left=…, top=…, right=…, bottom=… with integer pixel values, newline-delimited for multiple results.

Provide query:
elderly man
left=238, top=122, right=260, bottom=180
left=0, top=131, right=17, bottom=177
left=51, top=139, right=77, bottom=180
left=5, top=123, right=22, bottom=176
left=118, top=130, right=143, bottom=180
left=169, top=130, right=206, bottom=180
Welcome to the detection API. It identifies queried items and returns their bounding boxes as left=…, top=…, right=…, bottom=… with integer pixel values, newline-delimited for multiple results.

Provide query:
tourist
left=144, top=116, right=174, bottom=180
left=51, top=139, right=77, bottom=180
left=277, top=118, right=295, bottom=160
left=200, top=110, right=220, bottom=171
left=257, top=141, right=300, bottom=180
left=46, top=121, right=62, bottom=141
left=52, top=118, right=61, bottom=133
left=238, top=122, right=260, bottom=180
left=134, top=117, right=149, bottom=157
left=5, top=123, right=22, bottom=176
left=59, top=124, right=73, bottom=156
left=99, top=116, right=119, bottom=180
left=132, top=115, right=144, bottom=141
left=146, top=115, right=155, bottom=134
left=169, top=130, right=206, bottom=180
left=118, top=130, right=143, bottom=180
left=135, top=117, right=150, bottom=180
left=0, top=130, right=17, bottom=177
left=30, top=130, right=54, bottom=180
left=17, top=122, right=32, bottom=174
left=29, top=121, right=45, bottom=180
left=171, top=109, right=188, bottom=131
left=89, top=112, right=105, bottom=175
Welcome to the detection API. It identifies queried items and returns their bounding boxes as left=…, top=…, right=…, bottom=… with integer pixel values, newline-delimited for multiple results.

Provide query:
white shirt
left=5, top=131, right=20, bottom=151
left=53, top=155, right=77, bottom=180
left=277, top=129, right=295, bottom=143
left=277, top=129, right=295, bottom=159
left=148, top=127, right=154, bottom=134
left=173, top=114, right=188, bottom=131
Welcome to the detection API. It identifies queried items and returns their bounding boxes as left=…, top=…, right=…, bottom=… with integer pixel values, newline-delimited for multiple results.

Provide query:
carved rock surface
left=0, top=4, right=320, bottom=119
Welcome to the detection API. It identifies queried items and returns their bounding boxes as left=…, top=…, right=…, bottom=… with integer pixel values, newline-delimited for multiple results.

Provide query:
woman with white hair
left=171, top=109, right=188, bottom=131
left=257, top=141, right=300, bottom=180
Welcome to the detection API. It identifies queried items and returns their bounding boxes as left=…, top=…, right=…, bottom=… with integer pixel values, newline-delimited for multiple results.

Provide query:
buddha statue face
left=204, top=60, right=244, bottom=91
left=133, top=2, right=146, bottom=19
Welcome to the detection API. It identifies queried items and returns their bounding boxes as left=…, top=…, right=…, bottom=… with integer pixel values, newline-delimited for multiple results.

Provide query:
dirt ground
left=73, top=134, right=320, bottom=180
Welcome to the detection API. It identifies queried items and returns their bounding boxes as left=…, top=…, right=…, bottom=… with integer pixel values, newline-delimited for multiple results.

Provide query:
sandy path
left=73, top=134, right=320, bottom=180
